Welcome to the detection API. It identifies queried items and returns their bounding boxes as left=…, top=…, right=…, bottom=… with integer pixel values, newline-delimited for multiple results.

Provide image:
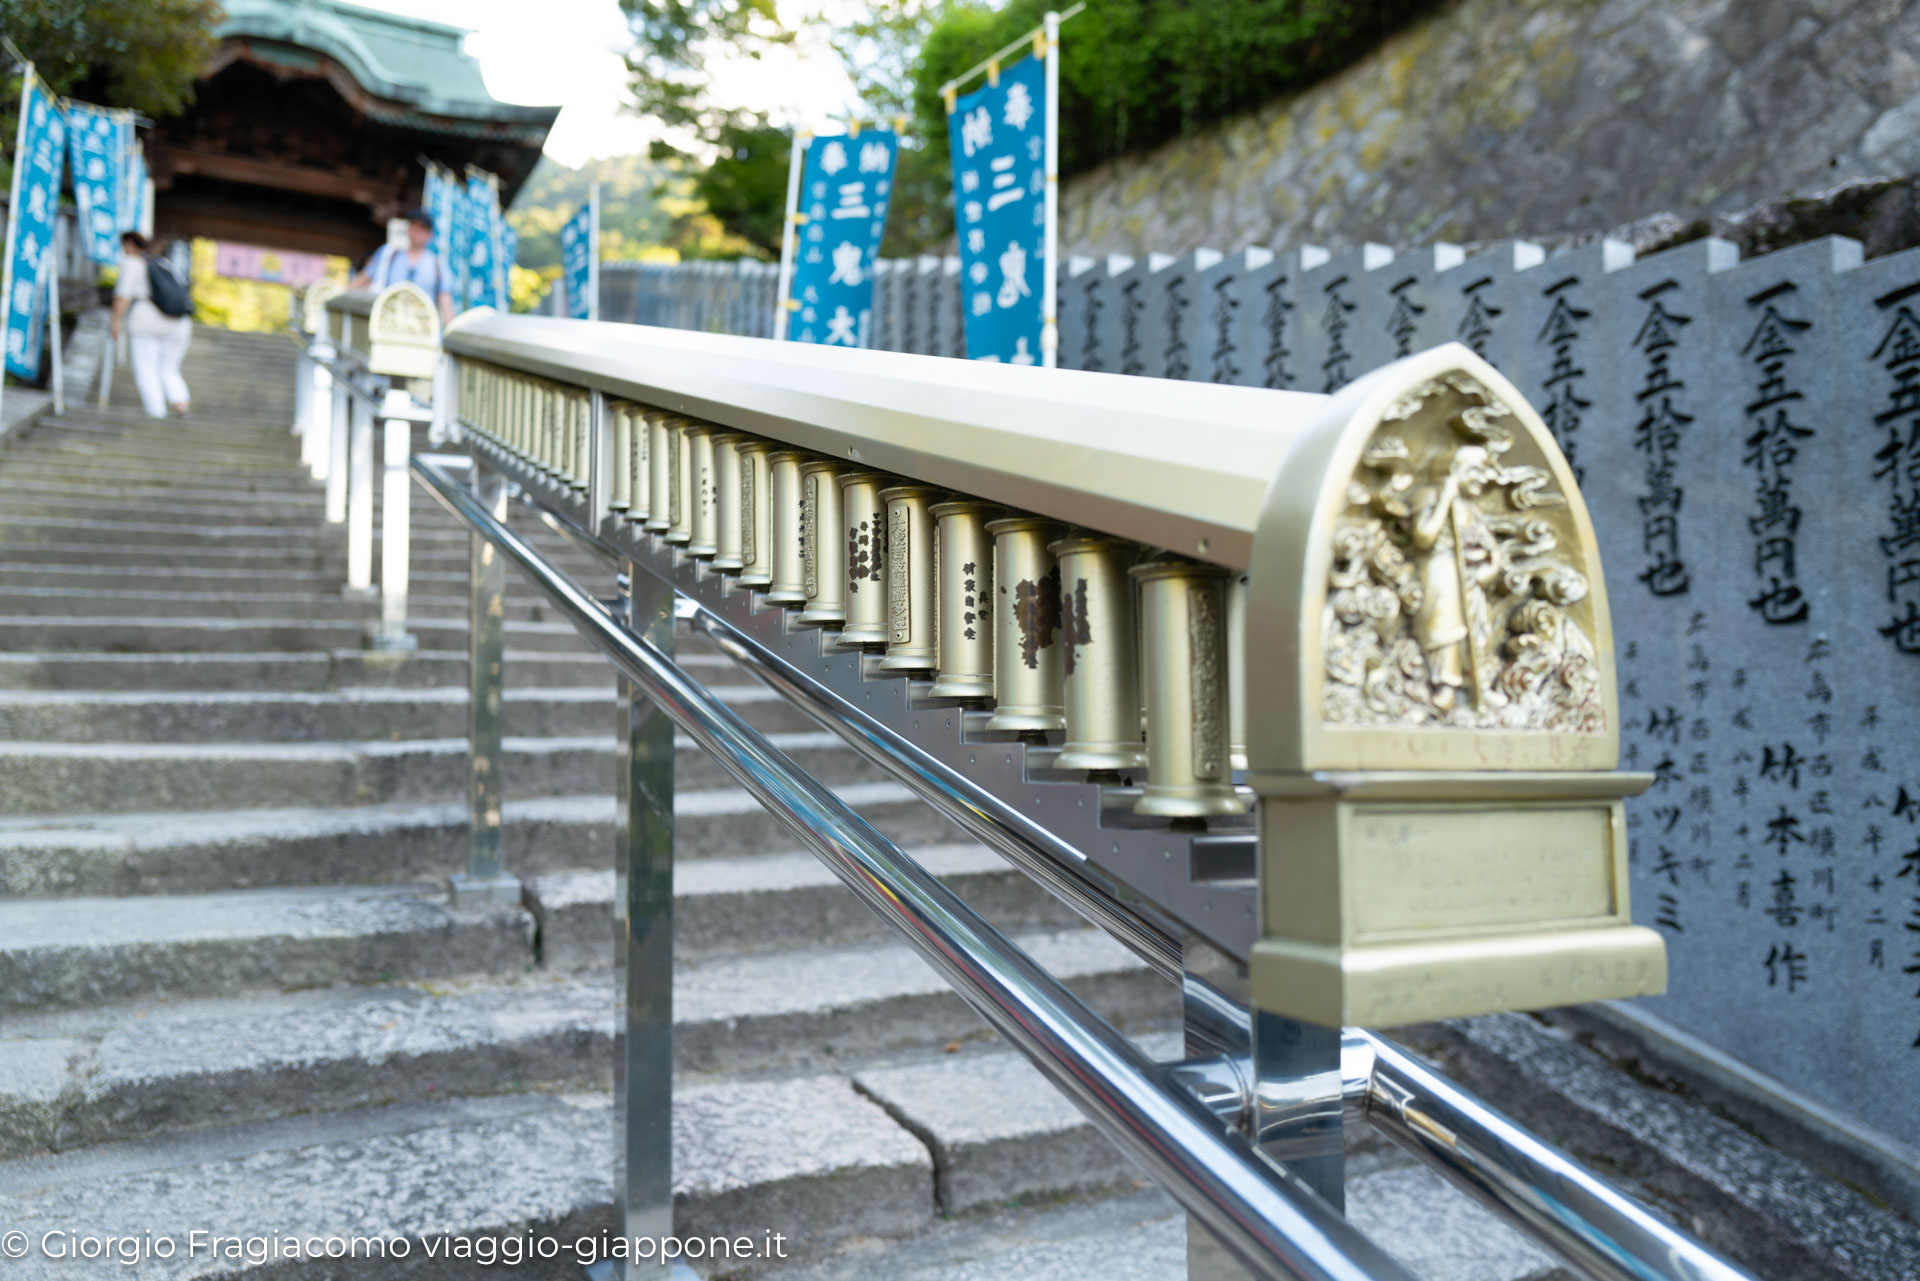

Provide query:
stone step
left=0, top=495, right=466, bottom=526
left=0, top=782, right=951, bottom=896
left=0, top=925, right=1163, bottom=1152
left=0, top=561, right=492, bottom=593
left=15, top=433, right=302, bottom=465
left=0, top=1084, right=929, bottom=1279
left=0, top=647, right=622, bottom=692
left=0, top=586, right=561, bottom=623
left=0, top=480, right=324, bottom=509
left=0, top=883, right=531, bottom=1013
left=0, top=730, right=876, bottom=815
left=0, top=514, right=503, bottom=546
left=0, top=538, right=585, bottom=573
left=0, top=614, right=595, bottom=654
left=526, top=843, right=1083, bottom=971
left=0, top=681, right=810, bottom=742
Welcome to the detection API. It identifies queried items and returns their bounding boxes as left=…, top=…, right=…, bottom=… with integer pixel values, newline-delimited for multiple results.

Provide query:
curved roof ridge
left=215, top=0, right=560, bottom=125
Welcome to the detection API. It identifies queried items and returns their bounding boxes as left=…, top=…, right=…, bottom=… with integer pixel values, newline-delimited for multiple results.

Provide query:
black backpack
left=147, top=256, right=193, bottom=318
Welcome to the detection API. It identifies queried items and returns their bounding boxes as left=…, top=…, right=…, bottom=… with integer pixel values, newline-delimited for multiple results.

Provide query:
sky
left=352, top=0, right=861, bottom=168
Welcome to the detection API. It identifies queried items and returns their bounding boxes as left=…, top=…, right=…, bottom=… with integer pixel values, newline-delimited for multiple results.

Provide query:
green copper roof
left=215, top=0, right=560, bottom=127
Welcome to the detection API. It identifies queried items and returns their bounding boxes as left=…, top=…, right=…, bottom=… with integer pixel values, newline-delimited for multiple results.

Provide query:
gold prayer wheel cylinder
left=984, top=516, right=1068, bottom=734
left=569, top=392, right=590, bottom=492
left=796, top=459, right=847, bottom=627
left=533, top=384, right=551, bottom=469
left=876, top=484, right=940, bottom=673
left=687, top=426, right=719, bottom=557
left=1049, top=533, right=1147, bottom=772
left=544, top=384, right=562, bottom=473
left=1130, top=559, right=1245, bottom=819
left=762, top=450, right=810, bottom=606
left=709, top=433, right=748, bottom=570
left=927, top=499, right=999, bottom=698
left=625, top=409, right=652, bottom=524
left=1228, top=572, right=1248, bottom=772
left=734, top=441, right=774, bottom=587
left=644, top=413, right=672, bottom=533
left=555, top=390, right=573, bottom=483
left=837, top=471, right=892, bottom=648
left=664, top=419, right=693, bottom=546
left=609, top=404, right=632, bottom=511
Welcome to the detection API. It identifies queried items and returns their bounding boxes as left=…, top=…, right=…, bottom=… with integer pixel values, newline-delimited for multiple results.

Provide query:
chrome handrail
left=412, top=450, right=1418, bottom=1281
left=481, top=456, right=1757, bottom=1281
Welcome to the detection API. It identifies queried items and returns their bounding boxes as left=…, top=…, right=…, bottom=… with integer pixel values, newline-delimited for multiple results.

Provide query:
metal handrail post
left=410, top=452, right=1418, bottom=1281
left=292, top=341, right=310, bottom=439
left=372, top=388, right=417, bottom=650
left=609, top=571, right=693, bottom=1281
left=96, top=326, right=117, bottom=409
left=345, top=386, right=376, bottom=595
left=447, top=455, right=521, bottom=910
left=306, top=342, right=334, bottom=480
left=325, top=368, right=348, bottom=520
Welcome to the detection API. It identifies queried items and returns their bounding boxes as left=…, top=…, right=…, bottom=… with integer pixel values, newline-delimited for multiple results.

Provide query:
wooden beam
left=149, top=145, right=402, bottom=210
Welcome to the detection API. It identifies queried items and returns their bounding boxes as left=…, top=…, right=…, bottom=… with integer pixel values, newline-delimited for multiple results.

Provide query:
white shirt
left=115, top=255, right=191, bottom=338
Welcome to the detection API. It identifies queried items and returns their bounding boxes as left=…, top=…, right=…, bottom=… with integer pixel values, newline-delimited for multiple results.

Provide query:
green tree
left=1, top=0, right=219, bottom=115
left=678, top=116, right=791, bottom=258
left=619, top=0, right=791, bottom=136
left=889, top=0, right=1438, bottom=247
left=1, top=0, right=219, bottom=189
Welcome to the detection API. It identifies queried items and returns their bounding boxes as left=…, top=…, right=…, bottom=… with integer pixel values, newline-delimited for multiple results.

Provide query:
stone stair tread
left=0, top=926, right=1158, bottom=1154
left=0, top=782, right=946, bottom=897
left=0, top=882, right=533, bottom=1013
left=532, top=841, right=1004, bottom=908
left=0, top=1082, right=929, bottom=1279
left=0, top=881, right=497, bottom=951
left=0, top=782, right=912, bottom=858
left=526, top=843, right=1084, bottom=969
left=756, top=1185, right=1185, bottom=1281
left=0, top=648, right=621, bottom=692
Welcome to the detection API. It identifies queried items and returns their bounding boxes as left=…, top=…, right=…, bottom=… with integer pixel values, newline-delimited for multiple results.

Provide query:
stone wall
left=1058, top=0, right=1920, bottom=257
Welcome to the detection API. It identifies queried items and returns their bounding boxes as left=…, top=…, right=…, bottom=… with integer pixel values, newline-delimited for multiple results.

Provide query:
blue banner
left=67, top=102, right=127, bottom=264
left=947, top=55, right=1046, bottom=364
left=560, top=201, right=592, bottom=320
left=462, top=173, right=506, bottom=310
left=786, top=128, right=897, bottom=346
left=4, top=72, right=66, bottom=379
left=424, top=163, right=460, bottom=304
left=119, top=131, right=144, bottom=232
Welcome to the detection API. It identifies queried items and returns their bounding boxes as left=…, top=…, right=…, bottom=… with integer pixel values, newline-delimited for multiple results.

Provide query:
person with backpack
left=110, top=232, right=194, bottom=419
left=351, top=207, right=455, bottom=326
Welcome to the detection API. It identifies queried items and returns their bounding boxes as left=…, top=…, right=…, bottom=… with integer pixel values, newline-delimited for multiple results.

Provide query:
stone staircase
left=2, top=324, right=1905, bottom=1281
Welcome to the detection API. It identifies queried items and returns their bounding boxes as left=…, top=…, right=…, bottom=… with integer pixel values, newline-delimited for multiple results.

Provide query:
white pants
left=129, top=321, right=192, bottom=417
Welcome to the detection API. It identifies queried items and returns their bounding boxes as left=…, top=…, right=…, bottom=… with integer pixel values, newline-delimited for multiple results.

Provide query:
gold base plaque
left=1247, top=771, right=1666, bottom=1027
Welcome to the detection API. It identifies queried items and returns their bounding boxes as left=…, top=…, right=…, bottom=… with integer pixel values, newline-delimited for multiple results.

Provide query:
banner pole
left=772, top=129, right=807, bottom=342
left=0, top=64, right=42, bottom=428
left=45, top=226, right=62, bottom=416
left=1042, top=10, right=1060, bottom=370
left=588, top=183, right=601, bottom=322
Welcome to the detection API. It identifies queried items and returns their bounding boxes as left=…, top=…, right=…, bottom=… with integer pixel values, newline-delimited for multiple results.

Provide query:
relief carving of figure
left=1323, top=374, right=1604, bottom=732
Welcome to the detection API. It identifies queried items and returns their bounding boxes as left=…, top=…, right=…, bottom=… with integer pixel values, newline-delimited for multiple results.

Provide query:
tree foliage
left=505, top=151, right=759, bottom=307
left=0, top=0, right=220, bottom=117
left=877, top=0, right=1436, bottom=247
left=618, top=0, right=791, bottom=136
left=913, top=0, right=1435, bottom=178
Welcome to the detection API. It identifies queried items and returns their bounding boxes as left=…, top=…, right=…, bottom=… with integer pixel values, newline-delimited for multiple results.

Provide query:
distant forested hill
left=507, top=153, right=760, bottom=275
